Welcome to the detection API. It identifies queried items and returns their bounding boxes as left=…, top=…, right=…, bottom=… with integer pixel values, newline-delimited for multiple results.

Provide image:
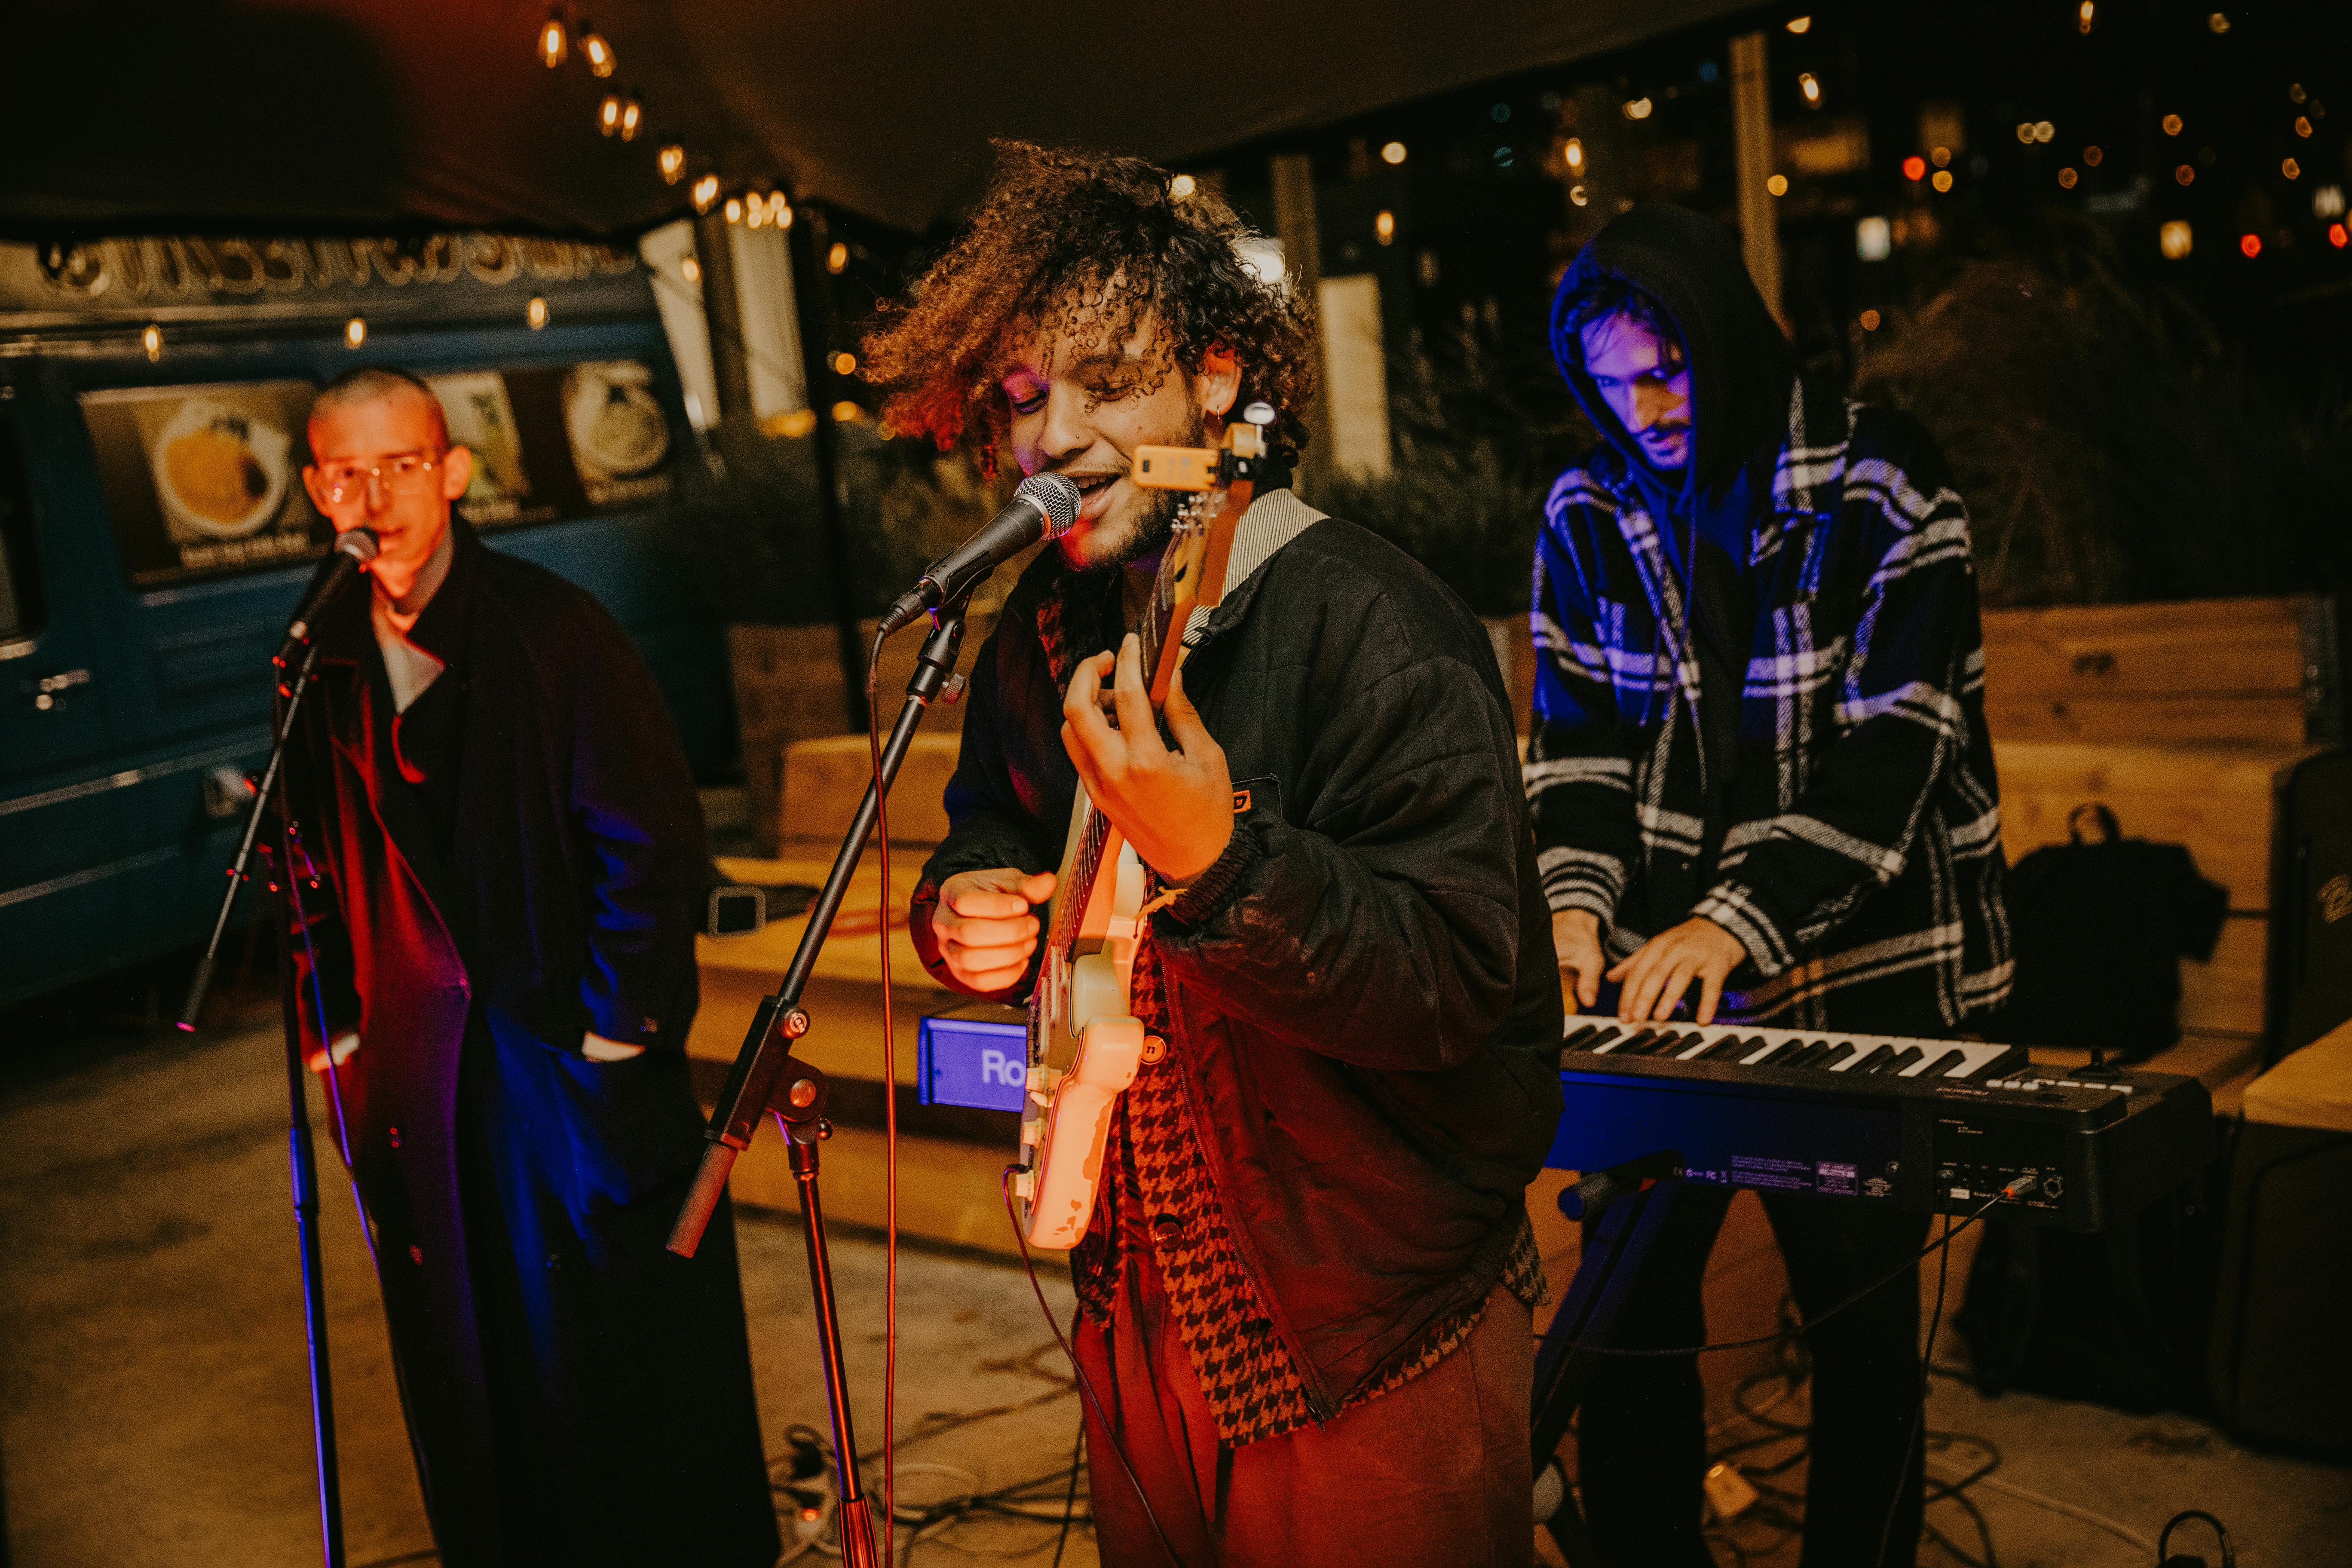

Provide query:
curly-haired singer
left=872, top=144, right=1564, bottom=1567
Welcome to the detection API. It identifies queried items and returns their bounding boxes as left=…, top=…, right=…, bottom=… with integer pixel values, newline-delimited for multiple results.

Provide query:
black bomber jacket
left=910, top=500, right=1564, bottom=1412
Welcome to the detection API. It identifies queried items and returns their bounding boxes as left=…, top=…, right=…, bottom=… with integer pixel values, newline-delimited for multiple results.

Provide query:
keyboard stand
left=1531, top=1152, right=1684, bottom=1568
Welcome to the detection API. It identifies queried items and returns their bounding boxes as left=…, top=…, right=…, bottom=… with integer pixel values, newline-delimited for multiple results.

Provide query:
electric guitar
left=1010, top=406, right=1274, bottom=1250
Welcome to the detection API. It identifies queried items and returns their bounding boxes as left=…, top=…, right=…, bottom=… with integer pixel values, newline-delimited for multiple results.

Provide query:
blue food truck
left=0, top=233, right=729, bottom=1010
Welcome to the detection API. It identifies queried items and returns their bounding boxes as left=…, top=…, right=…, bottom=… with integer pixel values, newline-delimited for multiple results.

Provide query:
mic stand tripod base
left=775, top=1072, right=881, bottom=1568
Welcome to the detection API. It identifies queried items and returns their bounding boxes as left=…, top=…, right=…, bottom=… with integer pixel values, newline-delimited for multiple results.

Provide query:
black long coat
left=285, top=521, right=778, bottom=1568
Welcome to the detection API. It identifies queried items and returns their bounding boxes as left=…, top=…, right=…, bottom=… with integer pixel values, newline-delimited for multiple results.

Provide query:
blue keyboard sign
left=918, top=1011, right=1028, bottom=1113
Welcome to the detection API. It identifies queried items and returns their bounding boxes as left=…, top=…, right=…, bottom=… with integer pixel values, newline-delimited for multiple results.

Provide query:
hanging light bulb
left=580, top=27, right=615, bottom=77
left=619, top=95, right=642, bottom=141
left=539, top=11, right=567, bottom=68
left=1798, top=72, right=1822, bottom=107
left=527, top=296, right=550, bottom=330
left=658, top=144, right=686, bottom=184
left=345, top=317, right=368, bottom=349
left=598, top=94, right=622, bottom=136
left=723, top=196, right=744, bottom=224
left=142, top=324, right=162, bottom=362
left=692, top=174, right=720, bottom=213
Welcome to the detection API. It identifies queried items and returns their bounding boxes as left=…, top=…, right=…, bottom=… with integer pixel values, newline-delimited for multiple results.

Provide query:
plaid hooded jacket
left=1531, top=210, right=2012, bottom=1032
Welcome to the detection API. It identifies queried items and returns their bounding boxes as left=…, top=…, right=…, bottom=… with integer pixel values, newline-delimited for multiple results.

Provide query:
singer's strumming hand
left=934, top=867, right=1057, bottom=993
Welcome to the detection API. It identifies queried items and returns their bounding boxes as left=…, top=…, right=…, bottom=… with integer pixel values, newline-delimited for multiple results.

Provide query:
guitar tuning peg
left=1242, top=401, right=1276, bottom=426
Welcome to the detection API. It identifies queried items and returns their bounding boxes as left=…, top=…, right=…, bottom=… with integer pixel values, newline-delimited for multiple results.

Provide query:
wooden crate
left=782, top=732, right=960, bottom=848
left=1980, top=594, right=2337, bottom=746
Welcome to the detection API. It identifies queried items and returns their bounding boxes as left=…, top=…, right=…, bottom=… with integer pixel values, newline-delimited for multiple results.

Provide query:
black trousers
left=1577, top=1187, right=1931, bottom=1568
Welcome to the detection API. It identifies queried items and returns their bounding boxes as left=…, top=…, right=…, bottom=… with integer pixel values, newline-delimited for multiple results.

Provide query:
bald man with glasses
left=284, top=367, right=779, bottom=1567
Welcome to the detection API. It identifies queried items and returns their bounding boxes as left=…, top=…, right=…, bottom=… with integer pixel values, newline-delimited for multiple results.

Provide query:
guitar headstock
left=1130, top=403, right=1276, bottom=700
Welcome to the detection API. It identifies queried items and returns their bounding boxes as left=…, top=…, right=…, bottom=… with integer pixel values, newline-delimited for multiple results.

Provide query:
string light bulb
left=658, top=144, right=685, bottom=184
left=1766, top=174, right=1789, bottom=196
left=723, top=196, right=743, bottom=224
left=1170, top=174, right=1196, bottom=198
left=1785, top=15, right=1811, bottom=33
left=2078, top=1, right=2094, bottom=32
left=833, top=352, right=857, bottom=376
left=1375, top=210, right=1396, bottom=244
left=142, top=324, right=162, bottom=362
left=692, top=174, right=720, bottom=213
left=1381, top=141, right=1408, bottom=165
left=527, top=296, right=549, bottom=330
left=681, top=255, right=700, bottom=283
left=2160, top=220, right=2193, bottom=259
left=745, top=193, right=766, bottom=228
left=539, top=11, right=567, bottom=68
left=827, top=241, right=848, bottom=274
left=1565, top=137, right=1584, bottom=172
left=344, top=317, right=367, bottom=348
left=1931, top=169, right=1954, bottom=192
left=598, top=94, right=621, bottom=136
left=1623, top=97, right=1654, bottom=120
left=1798, top=73, right=1822, bottom=107
left=580, top=28, right=614, bottom=77
left=619, top=95, right=642, bottom=141
left=769, top=193, right=793, bottom=229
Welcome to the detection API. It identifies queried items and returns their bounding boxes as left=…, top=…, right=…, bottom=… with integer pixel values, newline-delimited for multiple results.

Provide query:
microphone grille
left=1016, top=473, right=1081, bottom=538
left=335, top=527, right=383, bottom=564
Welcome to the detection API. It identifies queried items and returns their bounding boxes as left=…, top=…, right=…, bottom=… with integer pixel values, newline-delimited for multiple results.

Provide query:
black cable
left=1568, top=1188, right=2012, bottom=1357
left=1001, top=1167, right=1179, bottom=1566
left=1878, top=1211, right=1957, bottom=1568
left=865, top=631, right=902, bottom=1564
left=1051, top=1413, right=1084, bottom=1568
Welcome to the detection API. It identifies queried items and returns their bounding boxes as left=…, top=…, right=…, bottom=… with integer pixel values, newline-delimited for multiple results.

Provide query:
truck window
left=0, top=394, right=38, bottom=645
left=81, top=360, right=674, bottom=590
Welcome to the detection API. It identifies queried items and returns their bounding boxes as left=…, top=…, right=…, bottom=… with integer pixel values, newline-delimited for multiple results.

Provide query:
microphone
left=276, top=527, right=380, bottom=668
left=877, top=473, right=1080, bottom=635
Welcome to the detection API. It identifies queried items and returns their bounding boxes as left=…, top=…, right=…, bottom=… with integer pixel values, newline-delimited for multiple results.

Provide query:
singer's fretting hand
left=934, top=867, right=1057, bottom=993
left=1062, top=635, right=1233, bottom=885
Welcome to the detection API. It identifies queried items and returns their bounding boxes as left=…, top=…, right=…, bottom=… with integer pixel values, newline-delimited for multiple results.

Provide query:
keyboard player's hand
left=1608, top=916, right=1746, bottom=1026
left=1554, top=910, right=1607, bottom=1012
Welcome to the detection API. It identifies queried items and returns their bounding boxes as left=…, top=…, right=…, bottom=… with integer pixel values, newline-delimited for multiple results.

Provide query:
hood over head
left=1549, top=204, right=1796, bottom=502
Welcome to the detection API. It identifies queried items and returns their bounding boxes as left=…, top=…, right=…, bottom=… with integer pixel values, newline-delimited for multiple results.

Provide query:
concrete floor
left=3, top=982, right=2346, bottom=1567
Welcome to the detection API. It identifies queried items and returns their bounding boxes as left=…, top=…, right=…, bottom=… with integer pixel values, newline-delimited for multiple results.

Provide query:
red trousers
left=1073, top=1249, right=1534, bottom=1568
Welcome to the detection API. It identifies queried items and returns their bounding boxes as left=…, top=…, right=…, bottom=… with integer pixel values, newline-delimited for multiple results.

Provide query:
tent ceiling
left=2, top=0, right=1758, bottom=240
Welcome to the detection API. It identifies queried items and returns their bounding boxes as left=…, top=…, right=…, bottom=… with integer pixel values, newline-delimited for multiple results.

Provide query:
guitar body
left=1009, top=415, right=1270, bottom=1250
left=1015, top=799, right=1149, bottom=1250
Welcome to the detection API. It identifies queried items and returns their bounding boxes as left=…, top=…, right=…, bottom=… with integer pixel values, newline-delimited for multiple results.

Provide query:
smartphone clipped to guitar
left=1009, top=404, right=1276, bottom=1250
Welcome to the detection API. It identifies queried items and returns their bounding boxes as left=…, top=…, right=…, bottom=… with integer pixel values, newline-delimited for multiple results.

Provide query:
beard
left=1069, top=406, right=1207, bottom=573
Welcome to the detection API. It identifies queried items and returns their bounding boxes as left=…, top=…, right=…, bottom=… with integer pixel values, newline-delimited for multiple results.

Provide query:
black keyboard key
left=1564, top=1024, right=1604, bottom=1050
left=1785, top=1042, right=1832, bottom=1070
left=1583, top=1026, right=1624, bottom=1052
left=1613, top=1029, right=1658, bottom=1056
left=1694, top=1033, right=1749, bottom=1061
left=1756, top=1041, right=1805, bottom=1068
left=1915, top=1047, right=1964, bottom=1079
left=1810, top=1042, right=1855, bottom=1070
left=1639, top=1031, right=1695, bottom=1057
left=1882, top=1045, right=1924, bottom=1076
left=1849, top=1044, right=1896, bottom=1075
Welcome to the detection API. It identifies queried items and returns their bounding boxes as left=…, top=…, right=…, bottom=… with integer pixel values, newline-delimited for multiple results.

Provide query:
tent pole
left=1729, top=30, right=1787, bottom=332
left=787, top=203, right=870, bottom=734
left=1269, top=153, right=1334, bottom=499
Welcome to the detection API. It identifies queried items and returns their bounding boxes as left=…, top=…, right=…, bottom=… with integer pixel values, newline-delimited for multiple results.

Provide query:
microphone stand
left=178, top=641, right=346, bottom=1568
left=668, top=597, right=973, bottom=1568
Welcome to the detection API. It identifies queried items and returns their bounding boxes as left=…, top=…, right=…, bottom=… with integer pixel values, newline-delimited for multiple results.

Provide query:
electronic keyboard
left=1552, top=1020, right=2214, bottom=1232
